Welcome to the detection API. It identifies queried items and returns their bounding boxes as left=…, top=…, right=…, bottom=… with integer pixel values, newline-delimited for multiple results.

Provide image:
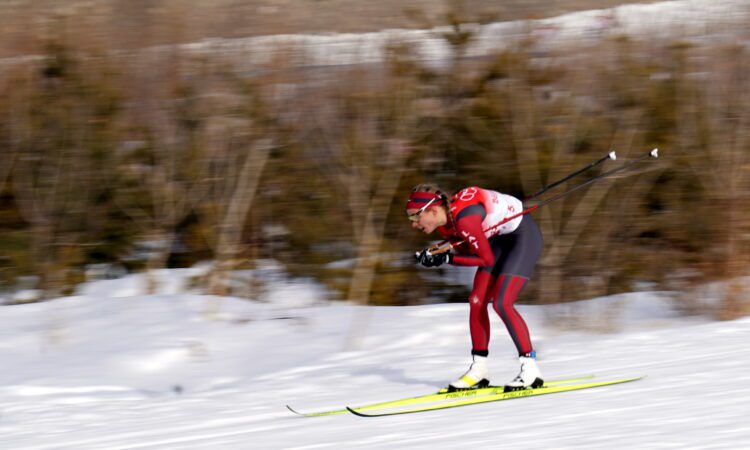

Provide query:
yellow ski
left=286, top=375, right=595, bottom=417
left=346, top=376, right=643, bottom=417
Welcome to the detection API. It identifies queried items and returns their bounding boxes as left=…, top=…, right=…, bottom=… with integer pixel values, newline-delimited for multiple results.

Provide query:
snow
left=175, top=0, right=749, bottom=69
left=1, top=268, right=749, bottom=449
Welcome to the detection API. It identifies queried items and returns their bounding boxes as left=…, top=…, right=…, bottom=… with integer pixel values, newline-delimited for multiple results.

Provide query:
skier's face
left=408, top=206, right=443, bottom=234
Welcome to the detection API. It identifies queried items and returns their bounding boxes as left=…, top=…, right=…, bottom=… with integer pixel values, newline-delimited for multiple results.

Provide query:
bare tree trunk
left=344, top=141, right=410, bottom=350
left=204, top=140, right=272, bottom=315
left=33, top=221, right=56, bottom=298
left=346, top=143, right=409, bottom=304
left=144, top=229, right=175, bottom=295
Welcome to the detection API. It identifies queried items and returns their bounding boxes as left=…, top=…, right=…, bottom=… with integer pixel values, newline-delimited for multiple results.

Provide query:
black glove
left=415, top=251, right=452, bottom=268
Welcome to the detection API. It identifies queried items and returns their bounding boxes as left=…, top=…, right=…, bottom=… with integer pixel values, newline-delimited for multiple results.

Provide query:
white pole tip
left=650, top=148, right=659, bottom=158
left=609, top=151, right=617, bottom=161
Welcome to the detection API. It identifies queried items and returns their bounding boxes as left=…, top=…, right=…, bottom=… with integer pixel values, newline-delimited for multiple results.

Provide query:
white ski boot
left=447, top=355, right=490, bottom=392
left=504, top=354, right=544, bottom=392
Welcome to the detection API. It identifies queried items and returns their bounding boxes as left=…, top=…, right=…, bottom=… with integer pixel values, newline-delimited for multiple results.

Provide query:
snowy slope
left=1, top=269, right=749, bottom=449
left=179, top=0, right=749, bottom=69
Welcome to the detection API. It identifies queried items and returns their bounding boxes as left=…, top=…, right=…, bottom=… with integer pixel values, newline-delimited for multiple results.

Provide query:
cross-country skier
left=407, top=184, right=544, bottom=392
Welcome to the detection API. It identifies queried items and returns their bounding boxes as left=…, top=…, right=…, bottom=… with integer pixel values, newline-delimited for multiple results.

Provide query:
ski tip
left=286, top=405, right=304, bottom=416
left=346, top=406, right=371, bottom=417
left=609, top=375, right=646, bottom=385
left=650, top=148, right=659, bottom=158
left=609, top=151, right=617, bottom=160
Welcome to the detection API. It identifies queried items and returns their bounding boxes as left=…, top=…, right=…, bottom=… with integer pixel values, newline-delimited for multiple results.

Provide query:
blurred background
left=0, top=0, right=748, bottom=319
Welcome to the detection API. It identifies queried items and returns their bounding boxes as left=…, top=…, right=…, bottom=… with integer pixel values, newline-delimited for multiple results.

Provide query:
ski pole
left=529, top=148, right=658, bottom=211
left=420, top=151, right=616, bottom=258
left=422, top=149, right=658, bottom=256
left=525, top=151, right=617, bottom=201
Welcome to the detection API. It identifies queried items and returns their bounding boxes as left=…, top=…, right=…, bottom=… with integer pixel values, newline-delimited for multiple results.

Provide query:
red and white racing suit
left=437, top=187, right=543, bottom=357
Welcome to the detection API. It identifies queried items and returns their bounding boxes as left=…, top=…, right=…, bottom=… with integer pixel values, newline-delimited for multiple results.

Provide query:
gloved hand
left=415, top=250, right=453, bottom=268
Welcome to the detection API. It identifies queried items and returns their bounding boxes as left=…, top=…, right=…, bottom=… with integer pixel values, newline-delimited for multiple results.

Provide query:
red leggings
left=468, top=270, right=532, bottom=356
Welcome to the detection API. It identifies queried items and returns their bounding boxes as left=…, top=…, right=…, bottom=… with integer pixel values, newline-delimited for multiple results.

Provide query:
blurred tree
left=196, top=72, right=277, bottom=298
left=0, top=74, right=18, bottom=194
left=0, top=2, right=746, bottom=322
left=112, top=50, right=213, bottom=293
left=675, top=43, right=750, bottom=319
left=292, top=63, right=418, bottom=307
left=8, top=40, right=122, bottom=298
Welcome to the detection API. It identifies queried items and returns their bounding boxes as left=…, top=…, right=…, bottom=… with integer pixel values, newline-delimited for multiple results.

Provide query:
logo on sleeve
left=460, top=230, right=479, bottom=250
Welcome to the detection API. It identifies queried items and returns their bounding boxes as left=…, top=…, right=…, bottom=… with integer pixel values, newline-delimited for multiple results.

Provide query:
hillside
left=0, top=0, right=669, bottom=57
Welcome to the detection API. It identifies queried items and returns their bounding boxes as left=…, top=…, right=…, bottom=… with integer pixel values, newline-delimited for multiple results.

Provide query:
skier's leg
left=489, top=216, right=543, bottom=354
left=489, top=216, right=544, bottom=389
left=492, top=274, right=533, bottom=355
left=449, top=269, right=493, bottom=391
left=468, top=269, right=493, bottom=355
left=492, top=274, right=543, bottom=389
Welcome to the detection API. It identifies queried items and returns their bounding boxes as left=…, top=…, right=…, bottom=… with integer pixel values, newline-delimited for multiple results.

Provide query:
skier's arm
left=450, top=208, right=495, bottom=267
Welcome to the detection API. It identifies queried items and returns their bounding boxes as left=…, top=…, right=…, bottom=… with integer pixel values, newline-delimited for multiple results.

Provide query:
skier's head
left=406, top=184, right=450, bottom=234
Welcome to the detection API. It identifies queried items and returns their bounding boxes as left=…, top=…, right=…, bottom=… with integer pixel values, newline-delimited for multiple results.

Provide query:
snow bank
left=181, top=0, right=749, bottom=68
left=1, top=269, right=748, bottom=448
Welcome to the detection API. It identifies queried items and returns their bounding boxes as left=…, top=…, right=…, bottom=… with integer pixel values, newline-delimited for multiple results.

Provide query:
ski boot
left=446, top=355, right=490, bottom=393
left=504, top=353, right=544, bottom=392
